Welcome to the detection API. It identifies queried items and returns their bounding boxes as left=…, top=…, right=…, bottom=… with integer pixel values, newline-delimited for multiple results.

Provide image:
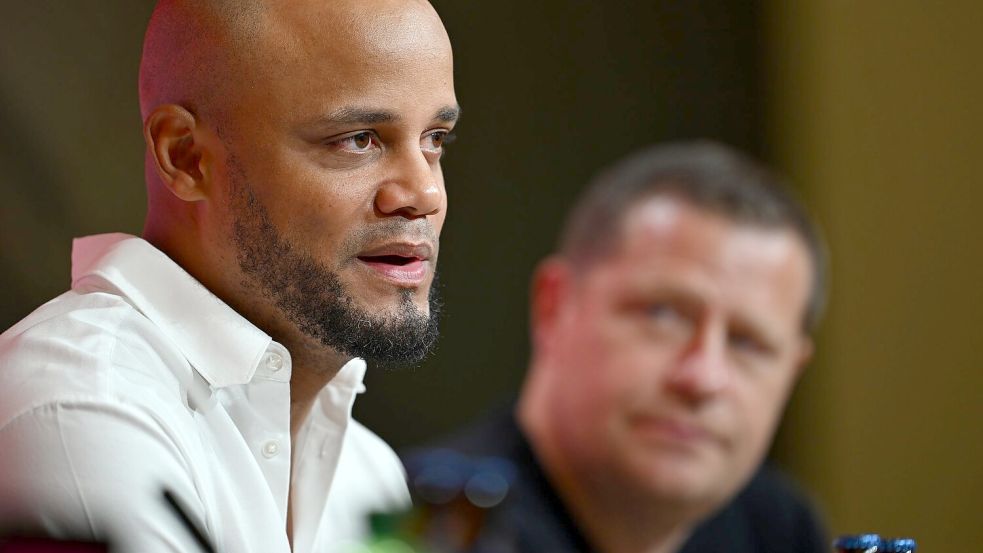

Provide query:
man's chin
left=316, top=282, right=441, bottom=367
left=347, top=296, right=431, bottom=321
left=623, top=451, right=733, bottom=505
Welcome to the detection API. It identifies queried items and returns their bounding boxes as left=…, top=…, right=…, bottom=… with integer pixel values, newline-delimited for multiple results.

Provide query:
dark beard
left=227, top=159, right=441, bottom=366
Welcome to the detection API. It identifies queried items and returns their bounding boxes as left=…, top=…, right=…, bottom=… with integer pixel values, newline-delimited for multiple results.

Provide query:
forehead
left=591, top=197, right=812, bottom=326
left=237, top=1, right=454, bottom=121
left=271, top=0, right=450, bottom=63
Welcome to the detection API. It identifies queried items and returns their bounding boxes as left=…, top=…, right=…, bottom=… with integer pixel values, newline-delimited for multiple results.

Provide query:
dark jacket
left=413, top=406, right=827, bottom=553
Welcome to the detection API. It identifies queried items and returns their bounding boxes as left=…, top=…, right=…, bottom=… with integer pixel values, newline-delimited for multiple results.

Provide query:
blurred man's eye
left=729, top=332, right=760, bottom=351
left=727, top=329, right=774, bottom=359
left=648, top=303, right=678, bottom=321
left=644, top=302, right=691, bottom=334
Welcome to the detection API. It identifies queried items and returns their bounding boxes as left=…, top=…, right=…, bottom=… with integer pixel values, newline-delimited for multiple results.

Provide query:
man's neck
left=282, top=335, right=351, bottom=442
left=560, top=485, right=692, bottom=553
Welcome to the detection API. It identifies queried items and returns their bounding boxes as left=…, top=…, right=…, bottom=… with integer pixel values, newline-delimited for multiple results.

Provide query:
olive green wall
left=766, top=2, right=983, bottom=551
left=0, top=3, right=150, bottom=318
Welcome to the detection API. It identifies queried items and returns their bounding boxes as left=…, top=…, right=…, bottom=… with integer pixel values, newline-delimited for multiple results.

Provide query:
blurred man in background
left=442, top=142, right=827, bottom=552
left=0, top=0, right=458, bottom=551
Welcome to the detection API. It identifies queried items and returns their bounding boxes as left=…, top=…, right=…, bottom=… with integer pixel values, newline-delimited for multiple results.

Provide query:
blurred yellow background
left=767, top=1, right=983, bottom=549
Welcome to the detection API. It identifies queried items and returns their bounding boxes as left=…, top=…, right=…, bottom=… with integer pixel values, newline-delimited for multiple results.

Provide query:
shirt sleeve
left=0, top=400, right=211, bottom=553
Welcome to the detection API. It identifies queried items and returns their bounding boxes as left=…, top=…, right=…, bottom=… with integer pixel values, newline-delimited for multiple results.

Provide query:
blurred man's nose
left=374, top=148, right=444, bottom=219
left=665, top=322, right=731, bottom=401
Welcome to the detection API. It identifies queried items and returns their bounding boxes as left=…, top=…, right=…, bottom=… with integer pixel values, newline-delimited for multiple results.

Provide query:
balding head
left=138, top=0, right=457, bottom=367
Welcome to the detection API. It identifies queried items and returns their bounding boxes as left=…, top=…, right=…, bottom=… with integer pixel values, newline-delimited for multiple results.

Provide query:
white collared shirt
left=0, top=234, right=410, bottom=552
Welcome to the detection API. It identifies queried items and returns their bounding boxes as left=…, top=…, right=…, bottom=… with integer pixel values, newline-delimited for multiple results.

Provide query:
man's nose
left=374, top=148, right=444, bottom=218
left=666, top=325, right=731, bottom=401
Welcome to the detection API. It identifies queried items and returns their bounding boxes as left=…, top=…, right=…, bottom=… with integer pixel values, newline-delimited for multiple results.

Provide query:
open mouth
left=355, top=241, right=433, bottom=284
left=357, top=254, right=419, bottom=266
left=356, top=254, right=428, bottom=284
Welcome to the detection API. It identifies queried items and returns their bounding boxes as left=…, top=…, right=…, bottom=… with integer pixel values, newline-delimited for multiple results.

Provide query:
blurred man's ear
left=793, top=336, right=814, bottom=378
left=530, top=256, right=573, bottom=356
left=143, top=104, right=213, bottom=202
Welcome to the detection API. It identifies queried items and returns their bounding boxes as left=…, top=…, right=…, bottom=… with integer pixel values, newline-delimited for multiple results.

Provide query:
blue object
left=880, top=538, right=917, bottom=552
left=833, top=534, right=882, bottom=551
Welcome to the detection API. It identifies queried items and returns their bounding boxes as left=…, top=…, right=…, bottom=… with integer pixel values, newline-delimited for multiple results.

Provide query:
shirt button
left=267, top=353, right=283, bottom=372
left=262, top=440, right=280, bottom=459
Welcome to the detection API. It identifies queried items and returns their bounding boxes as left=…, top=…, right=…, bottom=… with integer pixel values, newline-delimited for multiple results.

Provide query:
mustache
left=340, top=219, right=439, bottom=259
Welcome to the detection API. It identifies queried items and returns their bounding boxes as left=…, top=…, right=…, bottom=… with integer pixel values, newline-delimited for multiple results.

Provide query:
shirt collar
left=71, top=233, right=271, bottom=388
left=315, top=357, right=367, bottom=421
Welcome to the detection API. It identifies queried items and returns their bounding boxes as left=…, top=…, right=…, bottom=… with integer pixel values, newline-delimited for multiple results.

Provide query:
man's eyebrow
left=433, top=105, right=461, bottom=123
left=313, top=105, right=460, bottom=127
left=323, top=107, right=400, bottom=125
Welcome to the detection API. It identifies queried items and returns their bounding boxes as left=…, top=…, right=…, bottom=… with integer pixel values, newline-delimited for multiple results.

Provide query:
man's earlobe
left=144, top=104, right=208, bottom=202
left=794, top=336, right=814, bottom=376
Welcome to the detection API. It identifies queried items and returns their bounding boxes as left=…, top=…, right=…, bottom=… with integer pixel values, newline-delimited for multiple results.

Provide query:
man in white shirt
left=0, top=1, right=459, bottom=551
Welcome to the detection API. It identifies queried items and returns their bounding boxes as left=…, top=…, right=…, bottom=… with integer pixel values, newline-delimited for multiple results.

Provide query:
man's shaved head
left=139, top=0, right=264, bottom=122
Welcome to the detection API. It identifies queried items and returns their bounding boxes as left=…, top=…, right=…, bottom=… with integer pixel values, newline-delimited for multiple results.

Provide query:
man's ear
left=530, top=256, right=573, bottom=355
left=143, top=104, right=210, bottom=202
left=793, top=336, right=814, bottom=377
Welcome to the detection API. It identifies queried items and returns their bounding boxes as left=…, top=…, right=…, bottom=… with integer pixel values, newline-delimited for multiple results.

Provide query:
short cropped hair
left=559, top=141, right=828, bottom=333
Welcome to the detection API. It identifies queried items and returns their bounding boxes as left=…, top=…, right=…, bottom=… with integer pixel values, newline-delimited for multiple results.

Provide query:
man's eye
left=332, top=132, right=376, bottom=153
left=648, top=303, right=680, bottom=322
left=421, top=130, right=455, bottom=154
left=639, top=302, right=692, bottom=340
left=728, top=331, right=768, bottom=356
left=645, top=303, right=689, bottom=330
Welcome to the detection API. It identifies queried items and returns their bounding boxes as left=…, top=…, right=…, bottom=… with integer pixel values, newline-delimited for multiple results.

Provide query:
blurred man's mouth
left=628, top=414, right=721, bottom=450
left=356, top=242, right=433, bottom=285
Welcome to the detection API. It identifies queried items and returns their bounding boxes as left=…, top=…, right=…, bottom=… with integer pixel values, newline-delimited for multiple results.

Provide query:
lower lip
left=630, top=417, right=711, bottom=446
left=357, top=258, right=429, bottom=285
